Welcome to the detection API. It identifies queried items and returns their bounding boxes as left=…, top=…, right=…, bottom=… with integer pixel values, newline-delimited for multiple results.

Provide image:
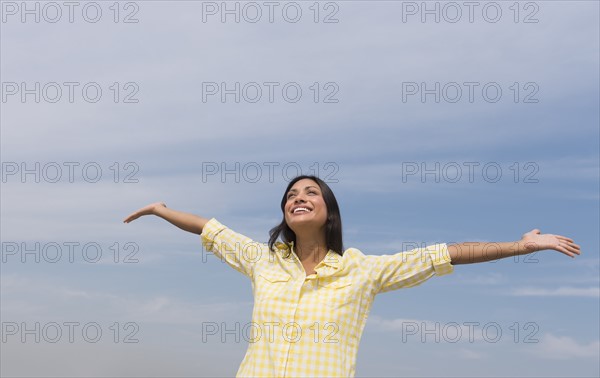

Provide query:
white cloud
left=528, top=333, right=600, bottom=360
left=456, top=348, right=485, bottom=360
left=368, top=315, right=489, bottom=343
left=452, top=272, right=506, bottom=285
left=510, top=286, right=600, bottom=298
left=1, top=273, right=252, bottom=325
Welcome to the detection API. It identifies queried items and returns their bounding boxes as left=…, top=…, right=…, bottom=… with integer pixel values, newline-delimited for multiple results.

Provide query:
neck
left=294, top=231, right=328, bottom=264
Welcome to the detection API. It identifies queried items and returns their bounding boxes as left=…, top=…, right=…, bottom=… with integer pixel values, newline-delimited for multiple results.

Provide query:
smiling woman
left=123, top=174, right=581, bottom=378
left=268, top=176, right=343, bottom=274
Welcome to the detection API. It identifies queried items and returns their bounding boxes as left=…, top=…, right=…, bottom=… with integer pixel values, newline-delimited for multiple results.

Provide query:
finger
left=560, top=242, right=581, bottom=257
left=556, top=246, right=575, bottom=258
left=123, top=213, right=139, bottom=223
left=564, top=244, right=581, bottom=255
left=556, top=238, right=581, bottom=254
left=561, top=239, right=581, bottom=249
left=556, top=235, right=575, bottom=243
left=523, top=229, right=540, bottom=239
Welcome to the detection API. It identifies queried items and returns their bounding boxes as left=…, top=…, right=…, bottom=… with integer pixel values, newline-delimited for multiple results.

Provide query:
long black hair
left=268, top=175, right=344, bottom=256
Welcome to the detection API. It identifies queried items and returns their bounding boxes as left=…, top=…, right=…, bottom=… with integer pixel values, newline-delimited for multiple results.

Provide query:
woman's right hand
left=123, top=202, right=167, bottom=223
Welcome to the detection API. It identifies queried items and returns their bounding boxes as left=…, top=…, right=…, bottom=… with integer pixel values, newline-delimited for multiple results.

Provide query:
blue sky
left=1, top=1, right=599, bottom=376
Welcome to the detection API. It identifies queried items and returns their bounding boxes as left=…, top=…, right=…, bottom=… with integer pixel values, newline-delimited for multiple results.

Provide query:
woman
left=123, top=175, right=580, bottom=377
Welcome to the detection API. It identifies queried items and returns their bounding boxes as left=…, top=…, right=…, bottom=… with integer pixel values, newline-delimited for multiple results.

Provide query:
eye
left=287, top=193, right=295, bottom=199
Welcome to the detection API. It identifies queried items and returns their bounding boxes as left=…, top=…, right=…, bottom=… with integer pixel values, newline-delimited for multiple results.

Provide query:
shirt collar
left=319, top=250, right=341, bottom=269
left=288, top=241, right=341, bottom=270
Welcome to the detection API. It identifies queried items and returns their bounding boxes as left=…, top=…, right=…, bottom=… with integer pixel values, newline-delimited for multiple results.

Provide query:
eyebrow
left=288, top=185, right=319, bottom=193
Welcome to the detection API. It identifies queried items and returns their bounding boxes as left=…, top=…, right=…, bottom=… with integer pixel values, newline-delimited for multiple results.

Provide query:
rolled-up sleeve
left=367, top=243, right=454, bottom=294
left=200, top=218, right=263, bottom=279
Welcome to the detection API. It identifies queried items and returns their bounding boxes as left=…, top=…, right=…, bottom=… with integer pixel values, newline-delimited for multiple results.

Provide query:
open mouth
left=292, top=207, right=312, bottom=214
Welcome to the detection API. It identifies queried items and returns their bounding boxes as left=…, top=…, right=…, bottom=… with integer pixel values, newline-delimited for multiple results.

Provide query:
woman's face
left=284, top=178, right=328, bottom=233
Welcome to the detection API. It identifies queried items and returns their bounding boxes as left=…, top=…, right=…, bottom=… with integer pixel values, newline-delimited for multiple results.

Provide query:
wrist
left=516, top=240, right=538, bottom=254
left=153, top=203, right=167, bottom=216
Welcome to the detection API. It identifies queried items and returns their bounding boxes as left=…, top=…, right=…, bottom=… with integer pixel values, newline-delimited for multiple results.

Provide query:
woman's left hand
left=520, top=229, right=581, bottom=258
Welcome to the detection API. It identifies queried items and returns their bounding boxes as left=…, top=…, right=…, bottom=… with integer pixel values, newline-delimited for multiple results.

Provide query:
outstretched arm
left=448, top=229, right=581, bottom=265
left=123, top=202, right=209, bottom=235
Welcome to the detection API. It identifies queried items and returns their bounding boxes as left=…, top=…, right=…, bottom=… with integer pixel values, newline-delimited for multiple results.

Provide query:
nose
left=294, top=193, right=307, bottom=203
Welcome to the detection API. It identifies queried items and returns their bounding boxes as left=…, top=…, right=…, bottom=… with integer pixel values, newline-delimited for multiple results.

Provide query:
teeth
left=293, top=207, right=310, bottom=214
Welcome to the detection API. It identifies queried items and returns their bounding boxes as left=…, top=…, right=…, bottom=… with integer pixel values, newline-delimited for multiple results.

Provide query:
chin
left=288, top=218, right=325, bottom=230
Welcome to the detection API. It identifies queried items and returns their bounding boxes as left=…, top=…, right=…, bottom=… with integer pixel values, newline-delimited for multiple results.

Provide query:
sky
left=1, top=0, right=599, bottom=377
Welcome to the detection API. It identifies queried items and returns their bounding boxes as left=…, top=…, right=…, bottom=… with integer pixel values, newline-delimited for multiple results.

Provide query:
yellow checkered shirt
left=200, top=218, right=454, bottom=377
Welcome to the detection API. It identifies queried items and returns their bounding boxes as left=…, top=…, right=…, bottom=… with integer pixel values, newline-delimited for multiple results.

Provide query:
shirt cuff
left=200, top=218, right=226, bottom=249
left=425, top=243, right=454, bottom=276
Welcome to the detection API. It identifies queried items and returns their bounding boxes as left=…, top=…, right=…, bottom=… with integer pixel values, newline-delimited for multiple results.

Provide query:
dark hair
left=268, top=175, right=344, bottom=256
